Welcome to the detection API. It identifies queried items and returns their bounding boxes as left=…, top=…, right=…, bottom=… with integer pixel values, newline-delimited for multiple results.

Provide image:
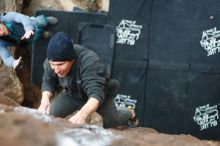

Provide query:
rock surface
left=0, top=104, right=219, bottom=146
left=23, top=0, right=109, bottom=15
left=0, top=0, right=23, bottom=12
left=0, top=0, right=24, bottom=104
left=0, top=47, right=24, bottom=104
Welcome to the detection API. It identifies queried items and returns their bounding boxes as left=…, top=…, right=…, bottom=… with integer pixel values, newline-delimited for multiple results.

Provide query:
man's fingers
left=46, top=106, right=50, bottom=114
left=38, top=105, right=48, bottom=114
left=38, top=108, right=45, bottom=113
left=38, top=108, right=48, bottom=114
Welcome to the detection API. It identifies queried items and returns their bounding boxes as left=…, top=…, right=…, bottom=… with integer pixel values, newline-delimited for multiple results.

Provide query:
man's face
left=49, top=60, right=74, bottom=77
left=0, top=23, right=9, bottom=36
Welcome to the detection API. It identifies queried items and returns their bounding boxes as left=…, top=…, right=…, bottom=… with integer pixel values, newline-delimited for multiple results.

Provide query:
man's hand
left=21, top=30, right=34, bottom=40
left=68, top=111, right=87, bottom=125
left=68, top=97, right=100, bottom=125
left=38, top=91, right=52, bottom=114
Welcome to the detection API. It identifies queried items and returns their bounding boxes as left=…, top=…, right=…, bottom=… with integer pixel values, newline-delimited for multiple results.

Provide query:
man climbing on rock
left=38, top=32, right=138, bottom=128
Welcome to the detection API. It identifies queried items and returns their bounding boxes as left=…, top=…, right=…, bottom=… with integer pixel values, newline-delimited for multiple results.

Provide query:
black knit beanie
left=47, top=32, right=76, bottom=61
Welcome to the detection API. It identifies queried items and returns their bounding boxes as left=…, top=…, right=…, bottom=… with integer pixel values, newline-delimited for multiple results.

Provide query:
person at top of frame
left=0, top=11, right=58, bottom=69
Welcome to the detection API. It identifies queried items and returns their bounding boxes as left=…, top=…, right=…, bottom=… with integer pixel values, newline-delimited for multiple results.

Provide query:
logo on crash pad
left=114, top=94, right=137, bottom=110
left=200, top=27, right=220, bottom=56
left=193, top=103, right=219, bottom=130
left=116, top=19, right=142, bottom=45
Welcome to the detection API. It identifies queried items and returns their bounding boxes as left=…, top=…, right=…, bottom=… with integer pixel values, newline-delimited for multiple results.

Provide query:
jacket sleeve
left=0, top=46, right=15, bottom=67
left=80, top=51, right=107, bottom=105
left=41, top=59, right=59, bottom=94
left=1, top=12, right=34, bottom=32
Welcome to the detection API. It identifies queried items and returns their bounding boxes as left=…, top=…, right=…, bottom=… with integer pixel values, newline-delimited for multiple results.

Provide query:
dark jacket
left=42, top=44, right=111, bottom=105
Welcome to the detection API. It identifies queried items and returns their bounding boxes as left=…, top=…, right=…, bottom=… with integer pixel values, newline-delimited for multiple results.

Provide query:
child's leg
left=31, top=15, right=48, bottom=28
left=32, top=15, right=58, bottom=28
left=0, top=46, right=16, bottom=68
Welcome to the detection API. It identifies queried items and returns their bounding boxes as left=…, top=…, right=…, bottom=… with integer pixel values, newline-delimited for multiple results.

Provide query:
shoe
left=127, top=107, right=139, bottom=128
left=42, top=31, right=53, bottom=39
left=46, top=16, right=58, bottom=25
left=128, top=116, right=139, bottom=128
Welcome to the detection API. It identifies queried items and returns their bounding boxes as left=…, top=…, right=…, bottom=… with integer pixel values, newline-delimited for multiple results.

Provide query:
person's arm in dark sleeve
left=81, top=53, right=107, bottom=105
left=68, top=51, right=107, bottom=125
left=41, top=59, right=58, bottom=93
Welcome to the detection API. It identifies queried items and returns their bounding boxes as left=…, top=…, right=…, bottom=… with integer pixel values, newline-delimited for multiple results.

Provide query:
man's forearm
left=41, top=91, right=53, bottom=101
left=78, top=97, right=100, bottom=119
left=38, top=91, right=53, bottom=114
